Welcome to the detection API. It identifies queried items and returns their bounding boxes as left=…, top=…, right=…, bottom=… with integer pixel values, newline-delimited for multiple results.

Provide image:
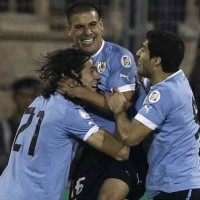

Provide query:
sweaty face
left=80, top=59, right=100, bottom=91
left=136, top=40, right=153, bottom=78
left=67, top=11, right=104, bottom=55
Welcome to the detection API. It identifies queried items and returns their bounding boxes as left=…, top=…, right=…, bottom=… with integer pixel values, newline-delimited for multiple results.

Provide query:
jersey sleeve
left=107, top=48, right=137, bottom=92
left=135, top=86, right=173, bottom=130
left=62, top=106, right=99, bottom=141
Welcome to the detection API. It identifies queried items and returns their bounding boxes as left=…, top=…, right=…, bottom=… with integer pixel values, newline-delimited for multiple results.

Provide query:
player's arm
left=105, top=89, right=152, bottom=146
left=74, top=88, right=134, bottom=112
left=86, top=128, right=130, bottom=161
left=115, top=111, right=152, bottom=146
left=67, top=86, right=111, bottom=112
left=57, top=83, right=135, bottom=113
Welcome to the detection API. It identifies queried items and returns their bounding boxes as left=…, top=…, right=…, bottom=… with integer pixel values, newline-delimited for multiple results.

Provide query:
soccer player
left=58, top=2, right=148, bottom=200
left=106, top=30, right=200, bottom=200
left=0, top=48, right=129, bottom=200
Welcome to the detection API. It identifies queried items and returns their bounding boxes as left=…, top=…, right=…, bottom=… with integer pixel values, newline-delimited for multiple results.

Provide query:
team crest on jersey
left=96, top=61, right=107, bottom=73
left=121, top=55, right=131, bottom=68
left=79, top=109, right=90, bottom=119
left=148, top=90, right=161, bottom=103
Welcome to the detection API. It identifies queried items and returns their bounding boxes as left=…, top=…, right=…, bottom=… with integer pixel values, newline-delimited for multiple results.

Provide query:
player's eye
left=74, top=25, right=84, bottom=30
left=89, top=21, right=97, bottom=27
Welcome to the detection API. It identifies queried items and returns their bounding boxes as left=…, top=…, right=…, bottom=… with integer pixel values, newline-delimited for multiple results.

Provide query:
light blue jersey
left=87, top=40, right=137, bottom=133
left=0, top=93, right=99, bottom=200
left=135, top=70, right=200, bottom=198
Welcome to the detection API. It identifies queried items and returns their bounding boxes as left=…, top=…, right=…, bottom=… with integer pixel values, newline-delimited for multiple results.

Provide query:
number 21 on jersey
left=12, top=107, right=44, bottom=156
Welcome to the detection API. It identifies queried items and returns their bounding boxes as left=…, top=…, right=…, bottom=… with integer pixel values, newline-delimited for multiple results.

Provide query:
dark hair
left=146, top=30, right=185, bottom=73
left=11, top=77, right=41, bottom=92
left=67, top=2, right=102, bottom=25
left=38, top=48, right=90, bottom=98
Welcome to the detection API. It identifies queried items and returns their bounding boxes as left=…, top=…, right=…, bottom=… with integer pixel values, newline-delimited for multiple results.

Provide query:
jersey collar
left=91, top=40, right=105, bottom=58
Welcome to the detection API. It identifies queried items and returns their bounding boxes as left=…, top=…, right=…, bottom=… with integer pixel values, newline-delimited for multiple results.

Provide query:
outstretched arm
left=57, top=78, right=134, bottom=113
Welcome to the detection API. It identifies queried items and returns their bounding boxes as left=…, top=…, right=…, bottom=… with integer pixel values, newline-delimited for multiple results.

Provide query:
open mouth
left=82, top=38, right=94, bottom=45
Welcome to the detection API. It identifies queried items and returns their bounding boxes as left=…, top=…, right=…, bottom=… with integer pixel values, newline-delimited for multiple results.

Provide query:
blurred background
left=0, top=0, right=200, bottom=118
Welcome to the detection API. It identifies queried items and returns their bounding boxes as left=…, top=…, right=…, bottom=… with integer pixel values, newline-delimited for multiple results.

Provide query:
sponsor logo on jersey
left=120, top=73, right=129, bottom=81
left=88, top=121, right=96, bottom=126
left=144, top=105, right=152, bottom=113
left=96, top=61, right=107, bottom=73
left=121, top=55, right=132, bottom=68
left=148, top=90, right=161, bottom=103
left=79, top=109, right=90, bottom=119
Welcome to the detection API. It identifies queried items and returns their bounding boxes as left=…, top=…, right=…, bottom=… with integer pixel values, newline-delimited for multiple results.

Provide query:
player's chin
left=137, top=66, right=143, bottom=76
left=81, top=44, right=97, bottom=55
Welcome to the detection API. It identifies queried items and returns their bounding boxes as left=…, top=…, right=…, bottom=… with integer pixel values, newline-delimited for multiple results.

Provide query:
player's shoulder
left=155, top=80, right=179, bottom=95
left=104, top=41, right=135, bottom=68
left=36, top=93, right=81, bottom=115
left=105, top=41, right=133, bottom=56
left=148, top=82, right=177, bottom=106
left=53, top=93, right=82, bottom=112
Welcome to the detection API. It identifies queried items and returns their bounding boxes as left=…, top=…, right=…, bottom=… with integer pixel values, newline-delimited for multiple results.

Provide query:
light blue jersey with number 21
left=0, top=93, right=99, bottom=200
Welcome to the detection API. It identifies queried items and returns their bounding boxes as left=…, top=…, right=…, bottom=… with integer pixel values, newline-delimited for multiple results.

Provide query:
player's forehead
left=70, top=10, right=99, bottom=25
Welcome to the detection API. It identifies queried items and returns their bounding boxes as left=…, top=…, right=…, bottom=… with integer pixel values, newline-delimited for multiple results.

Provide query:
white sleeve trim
left=135, top=113, right=157, bottom=130
left=83, top=125, right=99, bottom=141
left=111, top=84, right=136, bottom=93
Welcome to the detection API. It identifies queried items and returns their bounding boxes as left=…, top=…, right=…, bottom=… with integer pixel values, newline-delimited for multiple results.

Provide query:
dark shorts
left=153, top=189, right=200, bottom=200
left=69, top=146, right=111, bottom=200
left=104, top=158, right=147, bottom=200
left=69, top=144, right=148, bottom=200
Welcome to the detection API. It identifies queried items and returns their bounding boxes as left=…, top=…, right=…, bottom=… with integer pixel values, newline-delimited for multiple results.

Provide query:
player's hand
left=105, top=88, right=129, bottom=115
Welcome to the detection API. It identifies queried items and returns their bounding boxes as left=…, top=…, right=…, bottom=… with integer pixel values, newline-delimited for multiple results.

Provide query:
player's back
left=0, top=93, right=80, bottom=200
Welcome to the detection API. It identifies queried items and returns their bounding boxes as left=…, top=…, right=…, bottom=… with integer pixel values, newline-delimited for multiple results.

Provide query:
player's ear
left=152, top=57, right=161, bottom=65
left=65, top=25, right=71, bottom=37
left=99, top=18, right=104, bottom=33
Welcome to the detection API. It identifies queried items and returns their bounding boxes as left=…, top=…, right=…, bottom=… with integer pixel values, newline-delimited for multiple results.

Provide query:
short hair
left=66, top=2, right=102, bottom=25
left=146, top=30, right=185, bottom=73
left=11, top=77, right=41, bottom=92
left=38, top=48, right=90, bottom=98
